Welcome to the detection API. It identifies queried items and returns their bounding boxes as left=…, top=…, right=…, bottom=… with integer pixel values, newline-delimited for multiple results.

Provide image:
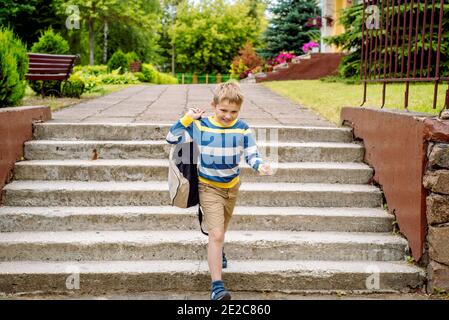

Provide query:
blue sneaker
left=222, top=249, right=227, bottom=269
left=210, top=280, right=231, bottom=300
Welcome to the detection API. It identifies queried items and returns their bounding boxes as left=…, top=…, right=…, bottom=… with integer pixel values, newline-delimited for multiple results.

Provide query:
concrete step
left=0, top=260, right=425, bottom=294
left=0, top=206, right=393, bottom=233
left=33, top=123, right=354, bottom=143
left=0, top=230, right=408, bottom=261
left=2, top=181, right=382, bottom=207
left=23, top=140, right=364, bottom=162
left=13, top=160, right=373, bottom=184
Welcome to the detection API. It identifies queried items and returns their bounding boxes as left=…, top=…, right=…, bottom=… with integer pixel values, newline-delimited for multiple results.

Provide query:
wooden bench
left=26, top=53, right=78, bottom=97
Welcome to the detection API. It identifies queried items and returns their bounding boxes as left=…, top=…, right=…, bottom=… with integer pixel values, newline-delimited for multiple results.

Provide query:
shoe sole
left=219, top=292, right=231, bottom=300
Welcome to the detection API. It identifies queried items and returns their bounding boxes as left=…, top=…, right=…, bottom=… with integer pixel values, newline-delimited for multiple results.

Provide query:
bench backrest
left=26, top=53, right=78, bottom=81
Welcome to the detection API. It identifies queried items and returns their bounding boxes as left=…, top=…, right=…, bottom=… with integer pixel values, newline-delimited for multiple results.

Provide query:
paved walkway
left=50, top=84, right=334, bottom=127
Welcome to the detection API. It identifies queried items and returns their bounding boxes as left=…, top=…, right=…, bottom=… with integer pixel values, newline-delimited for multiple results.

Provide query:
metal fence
left=360, top=0, right=449, bottom=116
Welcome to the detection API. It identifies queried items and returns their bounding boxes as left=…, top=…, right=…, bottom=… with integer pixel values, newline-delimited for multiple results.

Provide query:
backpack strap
left=198, top=206, right=209, bottom=236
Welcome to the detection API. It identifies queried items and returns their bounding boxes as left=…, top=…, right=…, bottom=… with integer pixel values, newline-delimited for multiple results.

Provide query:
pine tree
left=261, top=0, right=320, bottom=59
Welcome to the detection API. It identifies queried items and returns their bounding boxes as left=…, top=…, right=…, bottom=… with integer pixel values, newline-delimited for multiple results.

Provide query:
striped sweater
left=166, top=114, right=263, bottom=188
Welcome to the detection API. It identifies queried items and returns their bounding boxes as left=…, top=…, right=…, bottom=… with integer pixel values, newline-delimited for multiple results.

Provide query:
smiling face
left=211, top=99, right=241, bottom=126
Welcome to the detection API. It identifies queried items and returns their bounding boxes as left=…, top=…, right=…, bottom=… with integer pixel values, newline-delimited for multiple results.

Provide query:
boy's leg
left=208, top=227, right=225, bottom=281
left=222, top=180, right=241, bottom=269
left=199, top=183, right=227, bottom=281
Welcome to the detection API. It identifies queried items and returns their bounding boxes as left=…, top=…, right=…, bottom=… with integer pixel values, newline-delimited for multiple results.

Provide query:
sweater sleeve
left=243, top=127, right=263, bottom=172
left=166, top=114, right=195, bottom=145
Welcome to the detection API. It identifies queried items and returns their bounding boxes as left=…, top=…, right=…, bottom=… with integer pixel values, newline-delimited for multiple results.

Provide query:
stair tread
left=14, top=159, right=372, bottom=170
left=0, top=205, right=392, bottom=218
left=25, top=140, right=363, bottom=148
left=0, top=259, right=424, bottom=274
left=3, top=180, right=381, bottom=192
left=0, top=230, right=407, bottom=245
left=35, top=122, right=352, bottom=131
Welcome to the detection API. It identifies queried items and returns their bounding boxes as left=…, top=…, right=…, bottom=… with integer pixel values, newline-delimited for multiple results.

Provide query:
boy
left=166, top=81, right=272, bottom=300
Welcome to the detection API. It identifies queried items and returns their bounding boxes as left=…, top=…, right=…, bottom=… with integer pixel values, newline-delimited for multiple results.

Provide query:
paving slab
left=50, top=84, right=335, bottom=126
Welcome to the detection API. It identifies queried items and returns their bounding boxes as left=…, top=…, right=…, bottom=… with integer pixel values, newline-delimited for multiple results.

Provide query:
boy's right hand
left=186, top=107, right=205, bottom=120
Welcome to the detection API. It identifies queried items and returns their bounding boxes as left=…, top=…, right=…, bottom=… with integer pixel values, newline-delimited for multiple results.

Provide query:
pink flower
left=302, top=41, right=319, bottom=53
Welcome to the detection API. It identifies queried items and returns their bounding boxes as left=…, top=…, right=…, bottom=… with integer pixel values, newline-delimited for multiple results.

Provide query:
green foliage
left=62, top=73, right=85, bottom=98
left=72, top=71, right=101, bottom=93
left=100, top=70, right=140, bottom=84
left=0, top=0, right=61, bottom=48
left=126, top=51, right=141, bottom=64
left=73, top=65, right=108, bottom=76
left=325, top=3, right=449, bottom=78
left=0, top=27, right=29, bottom=107
left=261, top=0, right=320, bottom=58
left=170, top=0, right=267, bottom=73
left=139, top=63, right=177, bottom=84
left=107, top=49, right=129, bottom=74
left=54, top=0, right=161, bottom=65
left=30, top=28, right=70, bottom=54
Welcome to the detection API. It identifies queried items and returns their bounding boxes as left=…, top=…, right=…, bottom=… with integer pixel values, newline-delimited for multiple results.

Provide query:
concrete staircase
left=0, top=122, right=425, bottom=296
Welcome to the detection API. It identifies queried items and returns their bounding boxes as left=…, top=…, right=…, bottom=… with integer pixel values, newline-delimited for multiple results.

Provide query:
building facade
left=320, top=0, right=354, bottom=52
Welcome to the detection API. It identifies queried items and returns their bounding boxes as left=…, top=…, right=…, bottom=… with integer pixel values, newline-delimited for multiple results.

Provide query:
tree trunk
left=88, top=18, right=94, bottom=66
left=103, top=21, right=109, bottom=64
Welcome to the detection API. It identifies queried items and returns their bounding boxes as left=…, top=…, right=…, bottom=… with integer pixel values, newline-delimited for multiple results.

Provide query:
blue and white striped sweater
left=166, top=114, right=263, bottom=188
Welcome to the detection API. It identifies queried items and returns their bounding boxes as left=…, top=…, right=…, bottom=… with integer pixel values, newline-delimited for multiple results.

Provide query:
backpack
left=168, top=141, right=208, bottom=235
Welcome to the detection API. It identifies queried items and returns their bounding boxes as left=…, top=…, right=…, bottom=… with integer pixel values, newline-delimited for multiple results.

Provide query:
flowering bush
left=302, top=41, right=319, bottom=54
left=273, top=51, right=296, bottom=65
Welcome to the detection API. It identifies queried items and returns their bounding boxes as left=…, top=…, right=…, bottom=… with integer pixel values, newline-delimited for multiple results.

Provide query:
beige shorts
left=198, top=179, right=241, bottom=231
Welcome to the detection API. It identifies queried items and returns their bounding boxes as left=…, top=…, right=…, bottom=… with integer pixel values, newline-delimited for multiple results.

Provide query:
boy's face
left=211, top=99, right=241, bottom=126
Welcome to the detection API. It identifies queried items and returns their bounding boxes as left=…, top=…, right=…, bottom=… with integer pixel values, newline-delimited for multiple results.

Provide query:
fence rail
left=360, top=0, right=449, bottom=116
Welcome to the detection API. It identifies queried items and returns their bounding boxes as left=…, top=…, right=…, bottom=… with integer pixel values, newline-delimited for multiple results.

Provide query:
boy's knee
left=208, top=228, right=225, bottom=243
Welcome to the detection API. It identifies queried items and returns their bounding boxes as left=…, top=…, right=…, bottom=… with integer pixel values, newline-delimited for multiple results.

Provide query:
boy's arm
left=165, top=114, right=195, bottom=145
left=243, top=128, right=263, bottom=172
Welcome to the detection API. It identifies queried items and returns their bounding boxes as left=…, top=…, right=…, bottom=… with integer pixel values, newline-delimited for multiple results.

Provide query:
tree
left=0, top=0, right=62, bottom=47
left=54, top=0, right=159, bottom=65
left=261, top=0, right=320, bottom=58
left=170, top=0, right=266, bottom=73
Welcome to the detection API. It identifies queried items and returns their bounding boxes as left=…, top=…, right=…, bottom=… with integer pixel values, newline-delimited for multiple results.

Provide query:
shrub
left=62, top=73, right=85, bottom=98
left=30, top=28, right=70, bottom=54
left=230, top=43, right=264, bottom=77
left=126, top=52, right=140, bottom=64
left=157, top=72, right=178, bottom=84
left=73, top=65, right=108, bottom=76
left=139, top=64, right=178, bottom=84
left=0, top=27, right=29, bottom=107
left=107, top=50, right=128, bottom=74
left=140, top=63, right=158, bottom=82
left=133, top=72, right=145, bottom=82
left=29, top=28, right=71, bottom=95
left=72, top=71, right=101, bottom=93
left=99, top=70, right=139, bottom=84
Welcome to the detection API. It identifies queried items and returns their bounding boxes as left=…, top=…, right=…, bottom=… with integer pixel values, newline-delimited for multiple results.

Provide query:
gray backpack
left=168, top=141, right=208, bottom=235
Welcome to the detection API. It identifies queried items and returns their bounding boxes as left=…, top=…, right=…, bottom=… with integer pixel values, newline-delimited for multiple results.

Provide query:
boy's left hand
left=258, top=163, right=273, bottom=176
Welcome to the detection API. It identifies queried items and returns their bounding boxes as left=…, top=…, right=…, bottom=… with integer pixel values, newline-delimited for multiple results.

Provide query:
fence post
left=206, top=74, right=209, bottom=84
left=216, top=73, right=222, bottom=84
left=192, top=74, right=198, bottom=84
left=182, top=73, right=184, bottom=85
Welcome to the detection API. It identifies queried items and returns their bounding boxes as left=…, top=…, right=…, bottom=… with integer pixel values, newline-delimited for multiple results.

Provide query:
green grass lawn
left=263, top=80, right=448, bottom=124
left=21, top=84, right=137, bottom=112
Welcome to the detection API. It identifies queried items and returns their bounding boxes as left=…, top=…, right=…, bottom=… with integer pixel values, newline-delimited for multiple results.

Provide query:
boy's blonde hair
left=213, top=80, right=244, bottom=106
